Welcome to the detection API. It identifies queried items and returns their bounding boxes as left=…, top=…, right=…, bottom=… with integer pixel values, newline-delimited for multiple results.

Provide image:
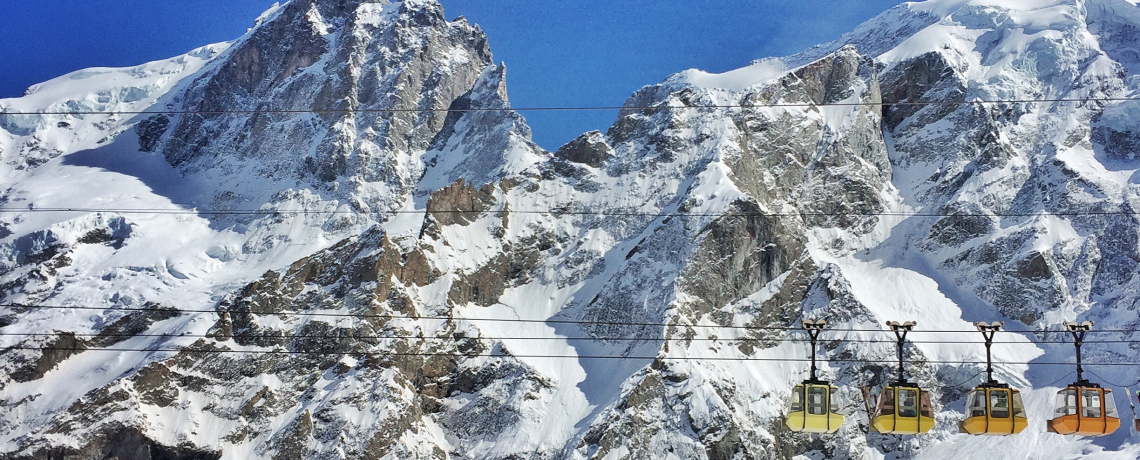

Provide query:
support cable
left=3, top=344, right=1140, bottom=365
left=8, top=303, right=1140, bottom=334
left=2, top=96, right=1138, bottom=116
left=5, top=207, right=1140, bottom=219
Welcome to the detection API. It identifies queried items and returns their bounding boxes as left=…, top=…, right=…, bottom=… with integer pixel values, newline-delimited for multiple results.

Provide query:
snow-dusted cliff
left=2, top=0, right=1140, bottom=458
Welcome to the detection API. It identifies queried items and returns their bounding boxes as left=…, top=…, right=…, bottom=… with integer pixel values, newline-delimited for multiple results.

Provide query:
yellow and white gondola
left=1133, top=389, right=1140, bottom=432
left=785, top=319, right=845, bottom=433
left=870, top=321, right=936, bottom=435
left=786, top=379, right=845, bottom=433
left=871, top=382, right=936, bottom=434
left=959, top=322, right=1029, bottom=435
left=961, top=383, right=1028, bottom=435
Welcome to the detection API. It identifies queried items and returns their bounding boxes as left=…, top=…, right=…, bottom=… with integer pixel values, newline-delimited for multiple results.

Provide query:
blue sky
left=1, top=0, right=904, bottom=150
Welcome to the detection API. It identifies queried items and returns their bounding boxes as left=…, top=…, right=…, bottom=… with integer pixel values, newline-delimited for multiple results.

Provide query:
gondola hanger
left=888, top=321, right=915, bottom=386
left=803, top=319, right=826, bottom=383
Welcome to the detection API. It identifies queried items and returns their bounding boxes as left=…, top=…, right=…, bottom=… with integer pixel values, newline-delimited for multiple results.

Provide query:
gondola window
left=1056, top=389, right=1078, bottom=416
left=808, top=387, right=827, bottom=415
left=990, top=391, right=1010, bottom=418
left=899, top=389, right=918, bottom=417
left=790, top=386, right=804, bottom=412
left=1083, top=390, right=1102, bottom=418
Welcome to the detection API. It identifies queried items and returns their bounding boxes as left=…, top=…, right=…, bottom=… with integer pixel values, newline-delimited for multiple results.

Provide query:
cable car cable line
left=1040, top=371, right=1078, bottom=389
left=1084, top=370, right=1140, bottom=389
left=5, top=206, right=1140, bottom=219
left=2, top=96, right=1138, bottom=116
left=5, top=344, right=1140, bottom=366
left=2, top=330, right=1140, bottom=345
left=943, top=370, right=988, bottom=390
left=7, top=303, right=1140, bottom=335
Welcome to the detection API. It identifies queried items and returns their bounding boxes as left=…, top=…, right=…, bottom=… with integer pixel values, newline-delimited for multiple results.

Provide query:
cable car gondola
left=959, top=322, right=1028, bottom=435
left=870, top=321, right=935, bottom=435
left=1134, top=389, right=1140, bottom=432
left=1048, top=321, right=1121, bottom=436
left=785, top=319, right=845, bottom=433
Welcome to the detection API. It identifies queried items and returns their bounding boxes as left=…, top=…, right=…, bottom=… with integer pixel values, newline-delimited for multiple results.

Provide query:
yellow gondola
left=870, top=321, right=936, bottom=435
left=1047, top=321, right=1121, bottom=436
left=785, top=319, right=845, bottom=433
left=959, top=322, right=1028, bottom=435
left=872, top=383, right=935, bottom=434
left=786, top=381, right=845, bottom=433
left=961, top=384, right=1028, bottom=435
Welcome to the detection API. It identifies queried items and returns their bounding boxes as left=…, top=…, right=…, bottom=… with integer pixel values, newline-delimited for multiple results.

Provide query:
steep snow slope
left=2, top=0, right=1140, bottom=459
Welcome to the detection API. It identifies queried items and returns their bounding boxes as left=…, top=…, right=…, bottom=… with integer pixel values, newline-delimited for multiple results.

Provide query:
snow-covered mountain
left=2, top=0, right=1140, bottom=458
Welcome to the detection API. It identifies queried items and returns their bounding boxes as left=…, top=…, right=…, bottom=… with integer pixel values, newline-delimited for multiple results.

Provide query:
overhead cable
left=1085, top=370, right=1140, bottom=389
left=1, top=330, right=1135, bottom=344
left=2, top=207, right=1139, bottom=219
left=2, top=96, right=1138, bottom=116
left=5, top=345, right=1140, bottom=366
left=5, top=303, right=1140, bottom=334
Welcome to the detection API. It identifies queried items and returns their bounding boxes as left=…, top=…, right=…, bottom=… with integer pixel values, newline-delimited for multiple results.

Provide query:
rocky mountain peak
left=149, top=0, right=498, bottom=215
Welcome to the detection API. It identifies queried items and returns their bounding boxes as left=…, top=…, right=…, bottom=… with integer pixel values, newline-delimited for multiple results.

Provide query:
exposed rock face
left=88, top=303, right=182, bottom=347
left=1092, top=100, right=1140, bottom=161
left=1, top=331, right=87, bottom=386
left=874, top=0, right=1140, bottom=333
left=424, top=178, right=497, bottom=227
left=678, top=200, right=801, bottom=329
left=5, top=0, right=1140, bottom=459
left=555, top=131, right=612, bottom=167
left=17, top=424, right=222, bottom=460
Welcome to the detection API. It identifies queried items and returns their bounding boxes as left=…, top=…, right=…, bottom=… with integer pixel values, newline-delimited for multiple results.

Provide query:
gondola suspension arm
left=887, top=321, right=916, bottom=384
left=974, top=321, right=1004, bottom=385
left=1064, top=321, right=1094, bottom=385
left=802, top=318, right=828, bottom=382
